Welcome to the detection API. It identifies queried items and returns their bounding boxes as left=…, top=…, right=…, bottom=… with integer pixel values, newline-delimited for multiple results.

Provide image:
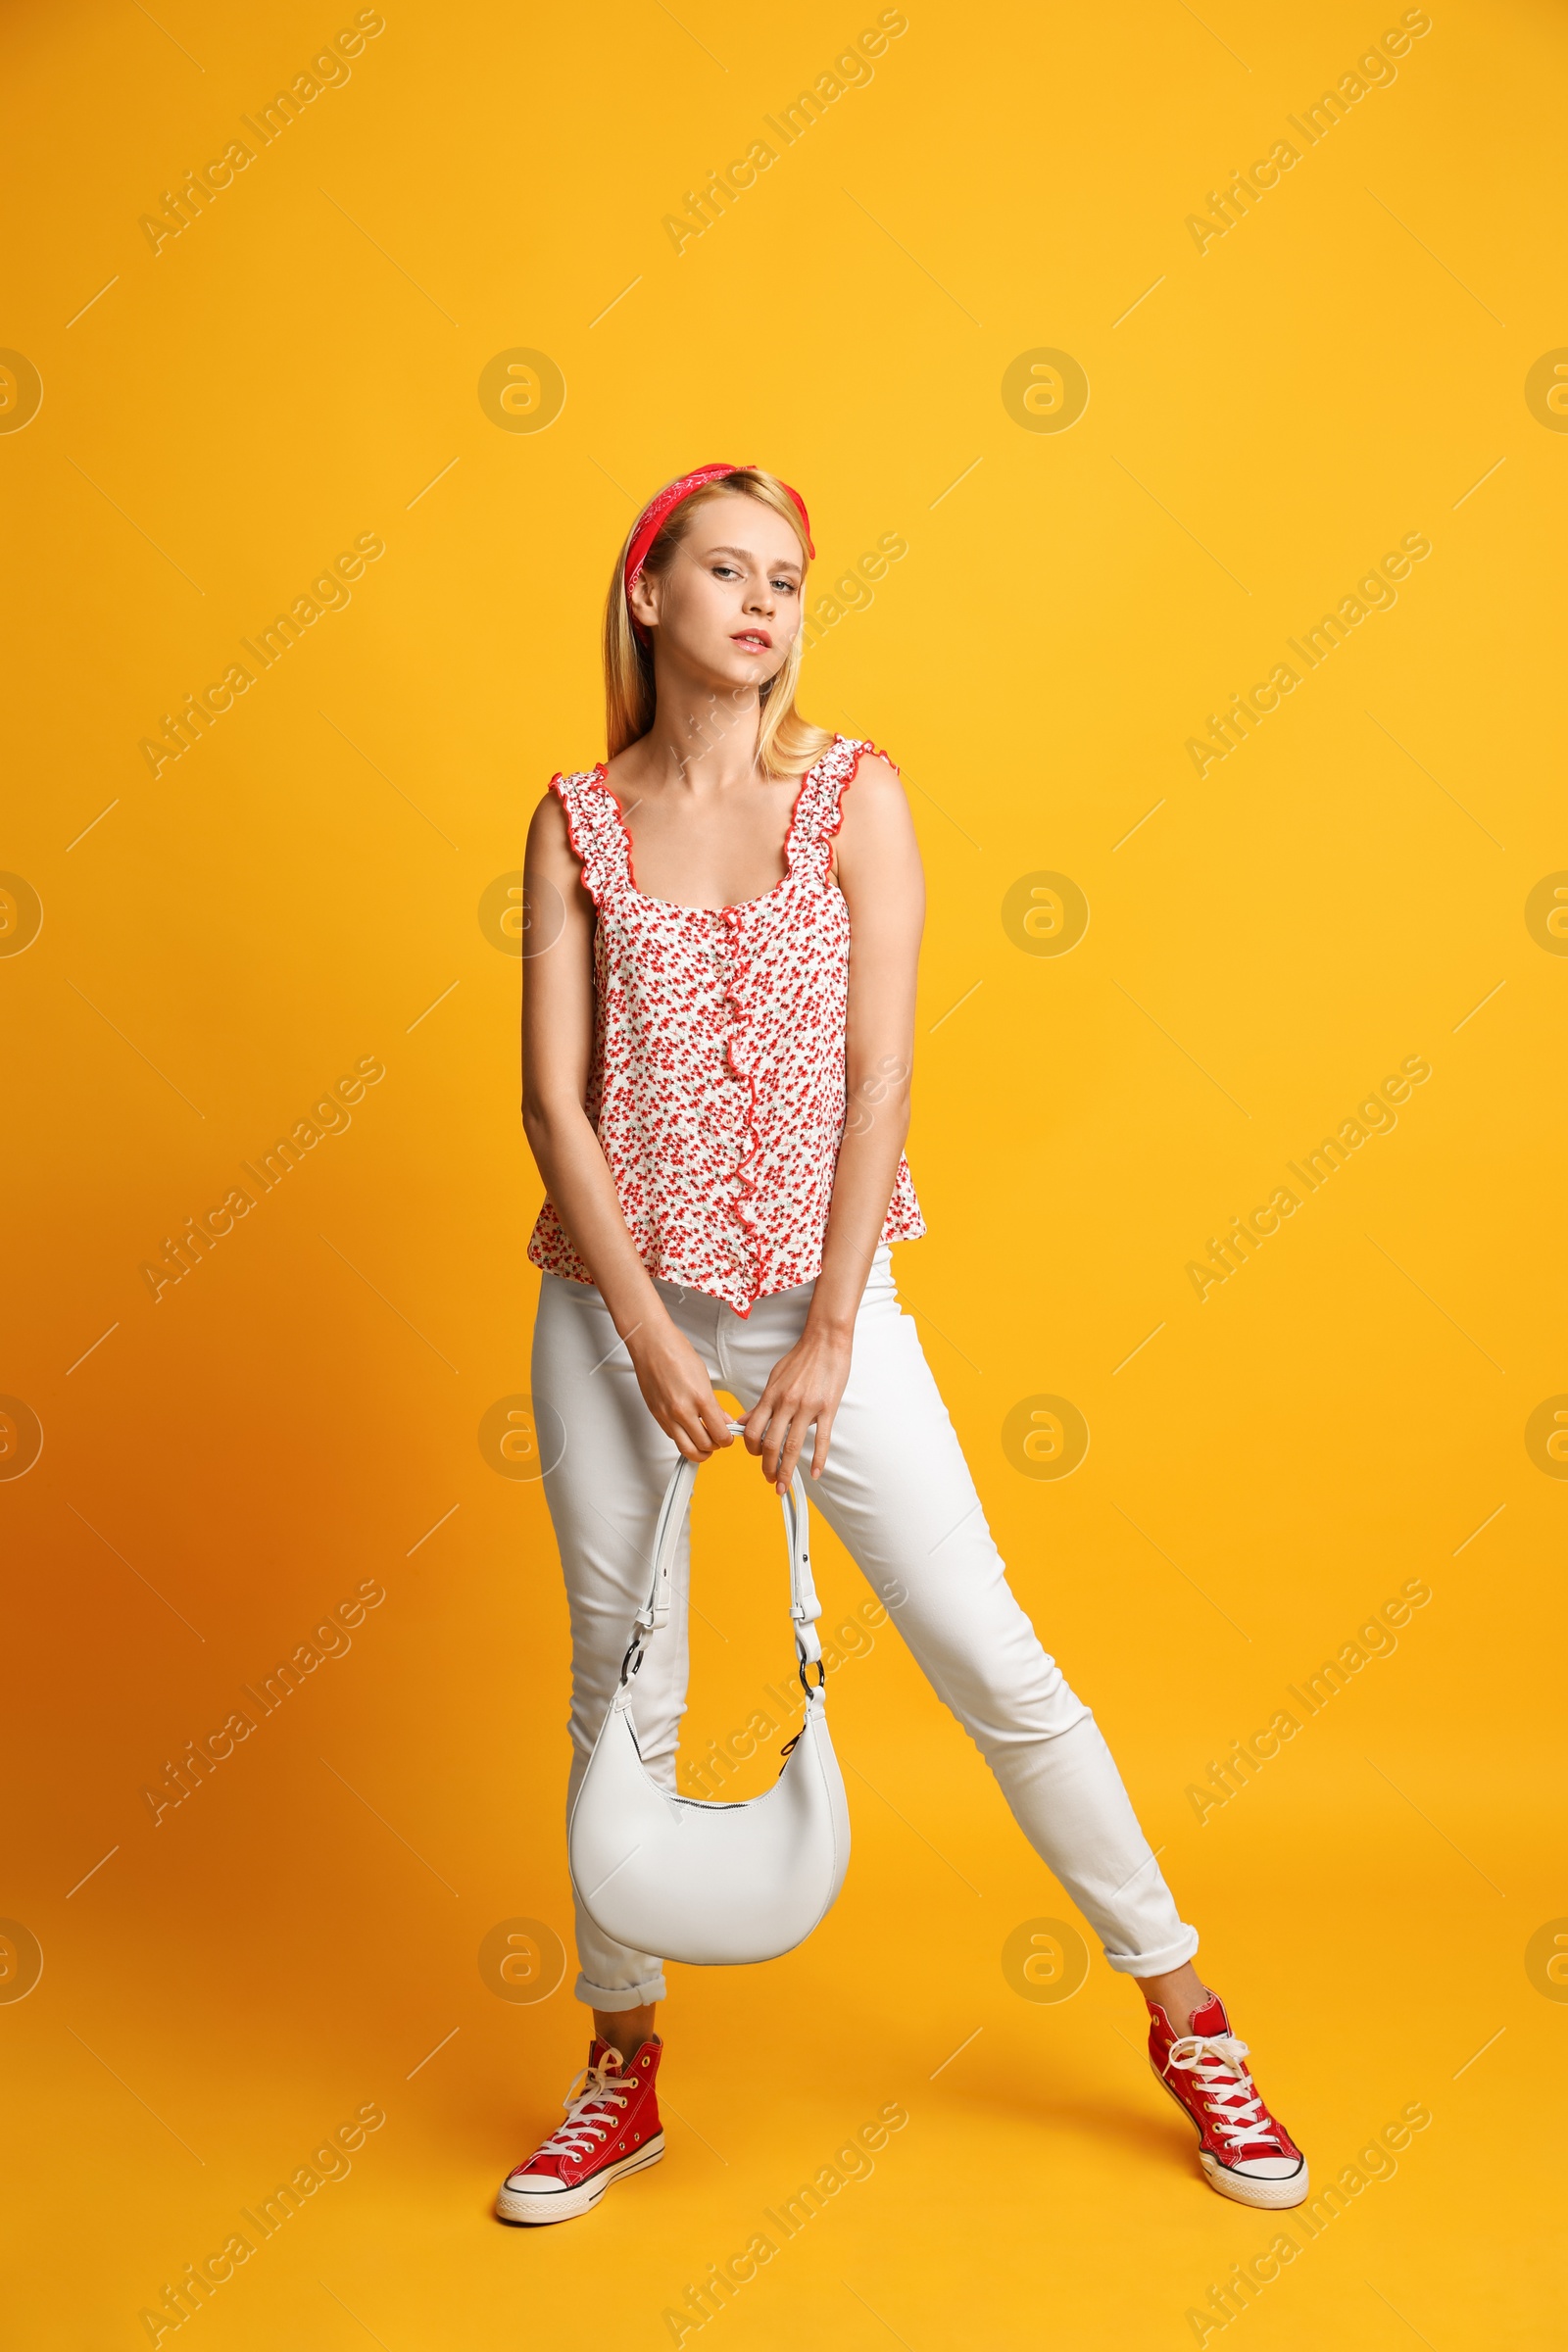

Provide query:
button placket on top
left=716, top=904, right=760, bottom=1276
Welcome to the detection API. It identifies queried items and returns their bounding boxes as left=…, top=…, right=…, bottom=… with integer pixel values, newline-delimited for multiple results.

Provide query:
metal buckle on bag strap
left=781, top=1462, right=824, bottom=1683
left=620, top=1455, right=699, bottom=1687
left=723, top=1421, right=827, bottom=1693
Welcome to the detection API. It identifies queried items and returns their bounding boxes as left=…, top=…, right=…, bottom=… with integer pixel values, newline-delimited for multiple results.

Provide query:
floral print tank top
left=526, top=734, right=925, bottom=1316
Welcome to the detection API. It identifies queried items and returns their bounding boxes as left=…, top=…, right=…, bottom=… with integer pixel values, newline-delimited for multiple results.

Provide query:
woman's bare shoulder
left=527, top=783, right=567, bottom=836
left=845, top=746, right=903, bottom=795
left=839, top=742, right=910, bottom=824
left=832, top=741, right=919, bottom=891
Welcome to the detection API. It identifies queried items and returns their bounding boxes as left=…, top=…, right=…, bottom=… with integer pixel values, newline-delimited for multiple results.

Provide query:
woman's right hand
left=624, top=1313, right=735, bottom=1461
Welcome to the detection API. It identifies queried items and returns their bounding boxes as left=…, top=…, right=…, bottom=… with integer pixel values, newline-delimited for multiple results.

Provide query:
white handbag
left=567, top=1424, right=851, bottom=1966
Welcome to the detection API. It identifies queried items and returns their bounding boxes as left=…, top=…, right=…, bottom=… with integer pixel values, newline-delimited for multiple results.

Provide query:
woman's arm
left=743, top=751, right=924, bottom=1491
left=521, top=792, right=734, bottom=1462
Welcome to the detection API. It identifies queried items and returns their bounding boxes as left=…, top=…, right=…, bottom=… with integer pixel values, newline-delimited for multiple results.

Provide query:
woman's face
left=630, top=492, right=806, bottom=692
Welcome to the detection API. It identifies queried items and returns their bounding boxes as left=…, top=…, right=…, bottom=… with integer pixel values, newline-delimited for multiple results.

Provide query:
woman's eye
left=770, top=577, right=798, bottom=595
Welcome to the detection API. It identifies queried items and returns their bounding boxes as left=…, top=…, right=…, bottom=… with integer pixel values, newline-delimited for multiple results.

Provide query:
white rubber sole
left=1151, top=2064, right=1309, bottom=2210
left=496, top=2132, right=665, bottom=2226
left=1200, top=2149, right=1310, bottom=2209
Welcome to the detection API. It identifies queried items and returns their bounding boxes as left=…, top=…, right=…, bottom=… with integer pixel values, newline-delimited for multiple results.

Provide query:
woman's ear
left=627, top=572, right=661, bottom=635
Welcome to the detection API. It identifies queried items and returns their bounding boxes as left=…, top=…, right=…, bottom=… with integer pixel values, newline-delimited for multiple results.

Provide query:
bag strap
left=619, top=1420, right=824, bottom=1690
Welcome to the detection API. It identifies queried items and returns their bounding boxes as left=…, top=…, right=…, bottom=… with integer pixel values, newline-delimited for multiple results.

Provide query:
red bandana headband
left=623, top=462, right=815, bottom=642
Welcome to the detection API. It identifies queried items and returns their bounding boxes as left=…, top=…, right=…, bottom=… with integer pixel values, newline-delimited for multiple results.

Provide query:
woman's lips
left=731, top=630, right=770, bottom=649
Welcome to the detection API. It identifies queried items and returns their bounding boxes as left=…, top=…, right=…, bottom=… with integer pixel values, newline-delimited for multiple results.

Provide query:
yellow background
left=4, top=0, right=1564, bottom=2342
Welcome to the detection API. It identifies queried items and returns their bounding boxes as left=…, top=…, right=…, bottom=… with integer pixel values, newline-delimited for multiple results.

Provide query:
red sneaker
left=1148, top=1992, right=1308, bottom=2208
left=496, top=2035, right=665, bottom=2226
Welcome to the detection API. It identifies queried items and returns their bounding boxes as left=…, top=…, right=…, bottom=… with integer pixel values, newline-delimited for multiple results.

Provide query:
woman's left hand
left=744, top=1321, right=853, bottom=1493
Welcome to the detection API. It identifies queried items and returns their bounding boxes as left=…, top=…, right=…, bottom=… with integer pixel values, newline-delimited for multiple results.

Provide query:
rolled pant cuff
left=574, top=1969, right=667, bottom=2010
left=1101, top=1926, right=1200, bottom=1979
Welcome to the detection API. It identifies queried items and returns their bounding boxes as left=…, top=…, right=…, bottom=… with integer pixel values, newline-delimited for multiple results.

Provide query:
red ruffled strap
left=549, top=766, right=627, bottom=907
left=793, top=736, right=901, bottom=883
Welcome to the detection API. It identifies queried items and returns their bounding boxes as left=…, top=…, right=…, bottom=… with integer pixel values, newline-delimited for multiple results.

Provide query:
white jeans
left=532, top=1246, right=1198, bottom=2009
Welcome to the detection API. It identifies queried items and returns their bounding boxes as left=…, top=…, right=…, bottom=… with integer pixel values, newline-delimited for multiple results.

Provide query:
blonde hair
left=603, top=466, right=835, bottom=779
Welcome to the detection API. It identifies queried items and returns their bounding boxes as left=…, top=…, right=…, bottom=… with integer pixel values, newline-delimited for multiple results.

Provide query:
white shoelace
left=532, top=2053, right=632, bottom=2163
left=1166, top=2033, right=1280, bottom=2151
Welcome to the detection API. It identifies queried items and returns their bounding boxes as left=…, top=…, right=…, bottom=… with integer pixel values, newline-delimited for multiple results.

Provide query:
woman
left=500, top=464, right=1306, bottom=2225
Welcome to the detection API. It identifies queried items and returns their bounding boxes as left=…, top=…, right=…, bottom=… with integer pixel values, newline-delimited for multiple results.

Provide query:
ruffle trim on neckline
left=554, top=735, right=899, bottom=924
